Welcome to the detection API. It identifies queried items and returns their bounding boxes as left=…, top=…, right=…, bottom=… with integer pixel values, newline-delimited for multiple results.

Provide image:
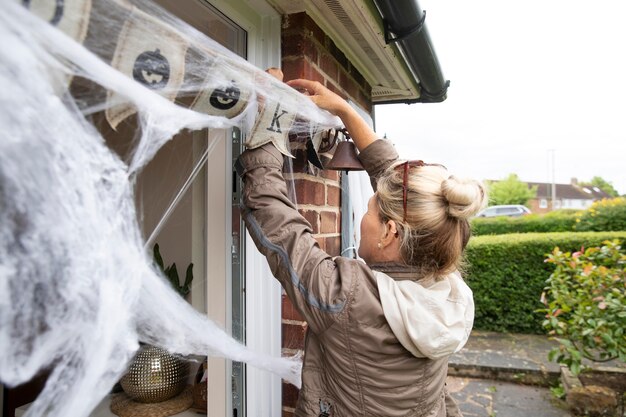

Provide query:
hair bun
left=441, top=176, right=487, bottom=219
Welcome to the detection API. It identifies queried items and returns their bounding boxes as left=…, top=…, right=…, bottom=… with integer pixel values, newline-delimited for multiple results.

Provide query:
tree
left=488, top=174, right=537, bottom=206
left=580, top=176, right=619, bottom=197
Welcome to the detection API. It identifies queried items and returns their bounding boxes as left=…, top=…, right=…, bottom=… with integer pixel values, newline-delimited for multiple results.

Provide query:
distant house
left=526, top=179, right=613, bottom=213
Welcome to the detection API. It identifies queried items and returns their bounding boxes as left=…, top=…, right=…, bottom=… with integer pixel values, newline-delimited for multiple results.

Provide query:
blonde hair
left=375, top=162, right=487, bottom=278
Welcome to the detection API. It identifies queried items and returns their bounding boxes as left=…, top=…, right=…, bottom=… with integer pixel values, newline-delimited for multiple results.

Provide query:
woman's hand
left=266, top=67, right=284, bottom=82
left=288, top=78, right=378, bottom=151
left=286, top=79, right=350, bottom=117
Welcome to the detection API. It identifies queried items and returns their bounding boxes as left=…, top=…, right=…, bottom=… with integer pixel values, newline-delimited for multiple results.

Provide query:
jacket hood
left=374, top=270, right=474, bottom=359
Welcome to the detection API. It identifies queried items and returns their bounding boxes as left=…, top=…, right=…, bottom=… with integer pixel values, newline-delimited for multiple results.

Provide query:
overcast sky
left=374, top=0, right=625, bottom=195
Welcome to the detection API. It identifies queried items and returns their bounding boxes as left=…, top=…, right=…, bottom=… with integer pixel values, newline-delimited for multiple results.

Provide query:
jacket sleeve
left=235, top=144, right=354, bottom=334
left=357, top=139, right=400, bottom=192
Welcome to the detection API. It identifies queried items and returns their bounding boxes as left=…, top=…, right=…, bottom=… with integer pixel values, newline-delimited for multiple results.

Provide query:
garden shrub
left=574, top=197, right=626, bottom=232
left=471, top=210, right=579, bottom=236
left=540, top=240, right=626, bottom=376
left=465, top=231, right=626, bottom=334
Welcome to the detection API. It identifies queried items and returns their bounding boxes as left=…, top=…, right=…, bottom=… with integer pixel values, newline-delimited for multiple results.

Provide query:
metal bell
left=325, top=140, right=365, bottom=171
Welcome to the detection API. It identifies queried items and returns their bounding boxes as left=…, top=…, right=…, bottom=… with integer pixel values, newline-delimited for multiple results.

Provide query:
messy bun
left=375, top=162, right=488, bottom=278
left=441, top=176, right=487, bottom=220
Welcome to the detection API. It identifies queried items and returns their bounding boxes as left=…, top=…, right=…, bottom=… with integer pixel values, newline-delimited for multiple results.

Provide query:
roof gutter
left=372, top=0, right=449, bottom=103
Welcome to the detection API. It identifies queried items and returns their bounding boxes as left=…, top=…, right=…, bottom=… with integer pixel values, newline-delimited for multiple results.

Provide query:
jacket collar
left=369, top=262, right=435, bottom=284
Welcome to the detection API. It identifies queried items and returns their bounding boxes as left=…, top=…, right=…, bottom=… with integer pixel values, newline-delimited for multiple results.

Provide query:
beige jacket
left=236, top=139, right=467, bottom=417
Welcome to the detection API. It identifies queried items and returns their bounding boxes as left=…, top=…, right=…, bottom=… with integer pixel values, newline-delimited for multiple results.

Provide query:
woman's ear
left=381, top=220, right=398, bottom=246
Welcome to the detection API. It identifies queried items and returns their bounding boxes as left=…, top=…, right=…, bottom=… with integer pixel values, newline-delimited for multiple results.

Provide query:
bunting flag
left=21, top=0, right=92, bottom=43
left=190, top=66, right=253, bottom=119
left=247, top=99, right=297, bottom=158
left=106, top=6, right=188, bottom=129
left=21, top=0, right=92, bottom=89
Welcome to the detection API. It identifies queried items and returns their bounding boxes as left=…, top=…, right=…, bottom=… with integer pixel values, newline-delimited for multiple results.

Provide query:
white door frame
left=204, top=1, right=283, bottom=416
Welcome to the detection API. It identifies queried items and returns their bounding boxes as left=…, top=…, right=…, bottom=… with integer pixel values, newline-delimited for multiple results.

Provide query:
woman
left=236, top=71, right=487, bottom=416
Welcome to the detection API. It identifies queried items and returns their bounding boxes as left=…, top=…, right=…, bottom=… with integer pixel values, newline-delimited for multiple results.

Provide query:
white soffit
left=266, top=0, right=421, bottom=102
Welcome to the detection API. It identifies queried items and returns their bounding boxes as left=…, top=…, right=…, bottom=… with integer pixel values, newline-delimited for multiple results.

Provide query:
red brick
left=281, top=13, right=326, bottom=64
left=282, top=381, right=300, bottom=408
left=282, top=322, right=306, bottom=350
left=339, top=70, right=362, bottom=104
left=327, top=184, right=341, bottom=207
left=282, top=32, right=304, bottom=59
left=349, top=63, right=367, bottom=89
left=303, top=14, right=326, bottom=46
left=281, top=59, right=305, bottom=86
left=302, top=60, right=325, bottom=84
left=327, top=41, right=349, bottom=71
left=356, top=88, right=373, bottom=113
left=282, top=411, right=295, bottom=417
left=320, top=53, right=339, bottom=80
left=281, top=58, right=325, bottom=84
left=294, top=178, right=325, bottom=205
left=282, top=13, right=306, bottom=32
left=315, top=236, right=325, bottom=251
left=360, top=74, right=372, bottom=95
left=320, top=211, right=338, bottom=234
left=325, top=236, right=341, bottom=257
left=303, top=38, right=320, bottom=64
left=282, top=295, right=304, bottom=321
left=299, top=209, right=320, bottom=234
left=320, top=168, right=340, bottom=181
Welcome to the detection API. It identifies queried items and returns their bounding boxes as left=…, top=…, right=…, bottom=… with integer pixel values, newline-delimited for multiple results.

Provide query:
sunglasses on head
left=395, top=160, right=446, bottom=223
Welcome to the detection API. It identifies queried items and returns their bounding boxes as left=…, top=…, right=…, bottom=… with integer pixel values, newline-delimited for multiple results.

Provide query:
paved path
left=447, top=331, right=625, bottom=416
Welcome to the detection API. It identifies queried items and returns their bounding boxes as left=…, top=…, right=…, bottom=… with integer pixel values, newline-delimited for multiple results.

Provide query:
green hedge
left=470, top=210, right=580, bottom=236
left=465, top=231, right=626, bottom=334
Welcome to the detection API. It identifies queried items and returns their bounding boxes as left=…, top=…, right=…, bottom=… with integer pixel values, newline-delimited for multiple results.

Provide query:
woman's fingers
left=286, top=78, right=350, bottom=116
left=286, top=79, right=321, bottom=94
left=266, top=67, right=284, bottom=81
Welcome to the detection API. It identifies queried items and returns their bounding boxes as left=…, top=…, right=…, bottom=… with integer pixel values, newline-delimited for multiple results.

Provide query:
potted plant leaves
left=153, top=243, right=194, bottom=298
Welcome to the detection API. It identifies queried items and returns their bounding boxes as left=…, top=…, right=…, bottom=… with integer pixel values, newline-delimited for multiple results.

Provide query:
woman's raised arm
left=287, top=78, right=378, bottom=152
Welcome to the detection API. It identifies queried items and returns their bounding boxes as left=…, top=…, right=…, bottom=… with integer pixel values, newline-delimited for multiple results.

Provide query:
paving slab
left=447, top=376, right=572, bottom=417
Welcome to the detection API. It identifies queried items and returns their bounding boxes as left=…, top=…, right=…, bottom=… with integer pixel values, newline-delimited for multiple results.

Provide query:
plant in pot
left=119, top=244, right=194, bottom=404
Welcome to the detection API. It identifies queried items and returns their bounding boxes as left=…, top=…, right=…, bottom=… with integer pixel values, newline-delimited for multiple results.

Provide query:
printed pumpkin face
left=209, top=83, right=241, bottom=110
left=22, top=0, right=64, bottom=26
left=132, top=48, right=170, bottom=89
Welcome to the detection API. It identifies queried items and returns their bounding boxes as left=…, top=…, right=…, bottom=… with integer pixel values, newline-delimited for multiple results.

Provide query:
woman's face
left=359, top=195, right=385, bottom=263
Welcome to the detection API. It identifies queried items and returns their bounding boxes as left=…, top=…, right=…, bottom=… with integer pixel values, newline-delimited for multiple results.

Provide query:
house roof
left=526, top=182, right=613, bottom=200
left=578, top=185, right=614, bottom=200
left=266, top=0, right=447, bottom=103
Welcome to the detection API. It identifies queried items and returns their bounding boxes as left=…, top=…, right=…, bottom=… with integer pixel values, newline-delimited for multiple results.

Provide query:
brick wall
left=280, top=12, right=372, bottom=416
left=281, top=12, right=372, bottom=112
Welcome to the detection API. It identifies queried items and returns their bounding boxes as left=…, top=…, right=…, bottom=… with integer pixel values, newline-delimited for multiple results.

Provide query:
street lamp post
left=548, top=149, right=556, bottom=210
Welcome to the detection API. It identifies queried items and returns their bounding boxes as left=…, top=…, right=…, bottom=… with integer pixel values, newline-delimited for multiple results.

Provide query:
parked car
left=475, top=205, right=531, bottom=218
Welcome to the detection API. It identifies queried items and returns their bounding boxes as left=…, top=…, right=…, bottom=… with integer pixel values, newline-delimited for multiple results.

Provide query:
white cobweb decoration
left=0, top=0, right=341, bottom=416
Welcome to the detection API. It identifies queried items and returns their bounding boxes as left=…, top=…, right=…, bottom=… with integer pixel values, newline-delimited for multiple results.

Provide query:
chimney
left=571, top=177, right=578, bottom=185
